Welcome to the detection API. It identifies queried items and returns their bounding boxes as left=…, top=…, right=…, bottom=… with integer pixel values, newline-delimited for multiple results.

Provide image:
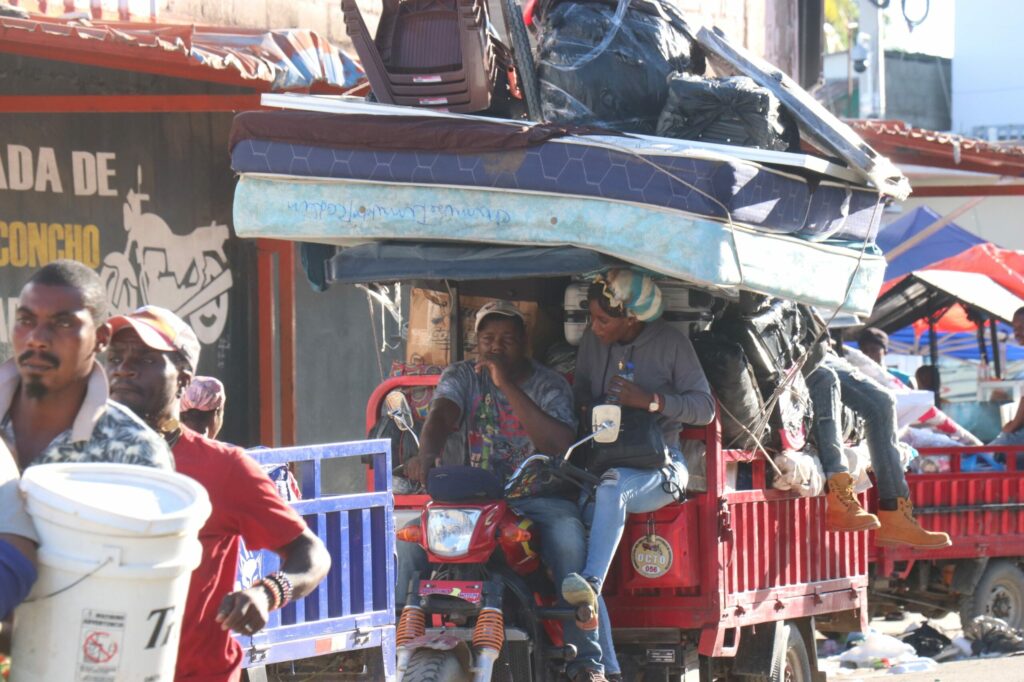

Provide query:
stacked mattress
left=229, top=105, right=890, bottom=315
left=231, top=110, right=885, bottom=243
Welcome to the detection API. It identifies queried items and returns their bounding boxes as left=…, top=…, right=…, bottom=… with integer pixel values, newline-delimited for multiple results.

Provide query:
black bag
left=536, top=0, right=703, bottom=134
left=587, top=407, right=670, bottom=475
left=692, top=332, right=766, bottom=450
left=657, top=73, right=792, bottom=151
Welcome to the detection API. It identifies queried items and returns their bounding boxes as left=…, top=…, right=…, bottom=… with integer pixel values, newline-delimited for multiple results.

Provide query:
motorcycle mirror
left=592, top=404, right=622, bottom=443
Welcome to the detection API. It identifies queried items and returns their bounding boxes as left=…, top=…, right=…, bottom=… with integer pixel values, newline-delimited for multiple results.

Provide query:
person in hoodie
left=562, top=269, right=715, bottom=680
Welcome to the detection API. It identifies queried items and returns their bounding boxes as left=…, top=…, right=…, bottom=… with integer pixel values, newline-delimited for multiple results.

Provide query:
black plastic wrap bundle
left=536, top=0, right=703, bottom=133
left=692, top=332, right=767, bottom=451
left=657, top=73, right=791, bottom=150
left=715, top=298, right=816, bottom=451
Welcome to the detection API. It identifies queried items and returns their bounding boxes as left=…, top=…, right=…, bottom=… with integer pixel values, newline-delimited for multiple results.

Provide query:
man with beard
left=397, top=301, right=607, bottom=682
left=105, top=306, right=330, bottom=682
left=0, top=260, right=171, bottom=470
left=0, top=261, right=171, bottom=630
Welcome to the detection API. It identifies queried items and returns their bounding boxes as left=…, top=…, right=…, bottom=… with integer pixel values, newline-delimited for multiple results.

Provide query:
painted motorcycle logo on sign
left=100, top=169, right=233, bottom=345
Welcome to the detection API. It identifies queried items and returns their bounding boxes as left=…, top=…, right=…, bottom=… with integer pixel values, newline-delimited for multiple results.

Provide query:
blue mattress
left=231, top=137, right=883, bottom=242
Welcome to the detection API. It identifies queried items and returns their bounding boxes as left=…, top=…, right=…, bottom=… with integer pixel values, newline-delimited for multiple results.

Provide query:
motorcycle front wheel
left=404, top=649, right=471, bottom=682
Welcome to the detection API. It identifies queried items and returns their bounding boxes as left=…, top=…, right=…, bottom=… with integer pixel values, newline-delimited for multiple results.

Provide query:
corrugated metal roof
left=0, top=14, right=366, bottom=92
left=850, top=119, right=1024, bottom=177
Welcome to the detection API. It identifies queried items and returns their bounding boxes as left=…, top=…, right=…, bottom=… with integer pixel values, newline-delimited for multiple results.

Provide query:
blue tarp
left=889, top=324, right=1024, bottom=362
left=874, top=206, right=1019, bottom=361
left=877, top=206, right=986, bottom=281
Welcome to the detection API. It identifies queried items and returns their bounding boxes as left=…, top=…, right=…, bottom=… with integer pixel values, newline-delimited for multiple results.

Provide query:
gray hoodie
left=573, top=320, right=715, bottom=449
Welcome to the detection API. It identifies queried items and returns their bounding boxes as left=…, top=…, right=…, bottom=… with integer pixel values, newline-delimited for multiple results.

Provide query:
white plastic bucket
left=11, top=463, right=212, bottom=682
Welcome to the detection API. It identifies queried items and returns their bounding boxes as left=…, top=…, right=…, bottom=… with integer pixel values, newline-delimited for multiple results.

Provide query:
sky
left=881, top=0, right=955, bottom=58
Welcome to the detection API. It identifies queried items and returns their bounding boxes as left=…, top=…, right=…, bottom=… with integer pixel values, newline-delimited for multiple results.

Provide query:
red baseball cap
left=108, top=305, right=201, bottom=373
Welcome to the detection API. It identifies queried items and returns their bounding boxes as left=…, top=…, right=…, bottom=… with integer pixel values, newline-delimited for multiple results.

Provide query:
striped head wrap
left=594, top=269, right=664, bottom=322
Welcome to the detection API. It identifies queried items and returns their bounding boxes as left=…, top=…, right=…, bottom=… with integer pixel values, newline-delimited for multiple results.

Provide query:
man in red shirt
left=105, top=306, right=331, bottom=681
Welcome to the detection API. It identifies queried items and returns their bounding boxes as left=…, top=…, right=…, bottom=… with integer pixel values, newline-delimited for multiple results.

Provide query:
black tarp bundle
left=656, top=73, right=792, bottom=150
left=692, top=332, right=767, bottom=450
left=536, top=0, right=703, bottom=133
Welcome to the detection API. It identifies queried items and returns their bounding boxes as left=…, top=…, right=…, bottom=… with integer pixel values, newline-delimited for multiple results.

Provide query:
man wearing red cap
left=106, top=305, right=330, bottom=682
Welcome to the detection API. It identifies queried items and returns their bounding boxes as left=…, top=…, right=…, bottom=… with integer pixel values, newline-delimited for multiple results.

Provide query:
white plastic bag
left=837, top=630, right=917, bottom=668
left=772, top=448, right=825, bottom=497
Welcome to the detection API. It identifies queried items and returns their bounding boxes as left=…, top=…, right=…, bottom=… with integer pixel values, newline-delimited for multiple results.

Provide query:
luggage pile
left=534, top=0, right=793, bottom=150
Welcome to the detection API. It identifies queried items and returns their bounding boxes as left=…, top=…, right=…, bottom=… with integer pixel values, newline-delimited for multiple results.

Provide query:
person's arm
left=1004, top=398, right=1024, bottom=433
left=612, top=334, right=715, bottom=425
left=572, top=332, right=596, bottom=411
left=405, top=398, right=461, bottom=484
left=216, top=527, right=330, bottom=634
left=0, top=534, right=36, bottom=623
left=478, top=359, right=574, bottom=456
left=661, top=336, right=716, bottom=426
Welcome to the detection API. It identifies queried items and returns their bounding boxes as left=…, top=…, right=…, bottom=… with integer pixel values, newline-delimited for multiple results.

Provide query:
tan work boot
left=825, top=473, right=881, bottom=532
left=876, top=498, right=952, bottom=549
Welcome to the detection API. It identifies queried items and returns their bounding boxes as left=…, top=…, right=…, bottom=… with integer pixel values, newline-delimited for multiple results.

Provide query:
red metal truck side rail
left=870, top=444, right=1024, bottom=578
left=603, top=422, right=868, bottom=656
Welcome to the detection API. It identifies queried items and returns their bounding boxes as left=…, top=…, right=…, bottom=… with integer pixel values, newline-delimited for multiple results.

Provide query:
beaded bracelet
left=267, top=572, right=294, bottom=608
left=258, top=577, right=282, bottom=611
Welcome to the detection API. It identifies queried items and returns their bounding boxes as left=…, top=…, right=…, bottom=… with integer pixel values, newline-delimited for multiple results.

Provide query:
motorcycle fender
left=400, top=632, right=473, bottom=670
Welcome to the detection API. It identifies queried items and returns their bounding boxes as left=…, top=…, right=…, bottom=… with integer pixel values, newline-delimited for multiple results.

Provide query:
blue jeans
left=807, top=358, right=909, bottom=501
left=990, top=428, right=1024, bottom=446
left=579, top=455, right=688, bottom=675
left=395, top=496, right=602, bottom=675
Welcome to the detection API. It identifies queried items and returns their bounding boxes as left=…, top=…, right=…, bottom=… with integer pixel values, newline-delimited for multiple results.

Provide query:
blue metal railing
left=236, top=439, right=395, bottom=672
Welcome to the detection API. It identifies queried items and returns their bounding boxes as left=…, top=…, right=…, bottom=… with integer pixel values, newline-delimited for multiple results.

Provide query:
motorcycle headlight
left=426, top=508, right=482, bottom=558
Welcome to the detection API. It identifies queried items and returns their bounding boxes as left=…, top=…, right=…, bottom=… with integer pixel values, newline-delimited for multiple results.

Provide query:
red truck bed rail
left=602, top=422, right=868, bottom=656
left=870, top=444, right=1024, bottom=577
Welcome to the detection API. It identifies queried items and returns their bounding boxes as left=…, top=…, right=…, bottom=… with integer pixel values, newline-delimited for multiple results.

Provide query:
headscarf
left=182, top=376, right=226, bottom=412
left=594, top=269, right=664, bottom=322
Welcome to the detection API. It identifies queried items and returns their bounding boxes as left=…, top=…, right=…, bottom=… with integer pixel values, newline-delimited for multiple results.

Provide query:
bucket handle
left=24, top=556, right=114, bottom=603
left=27, top=543, right=201, bottom=602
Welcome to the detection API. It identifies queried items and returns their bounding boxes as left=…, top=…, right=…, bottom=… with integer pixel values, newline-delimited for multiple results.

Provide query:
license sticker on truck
left=419, top=581, right=483, bottom=604
left=631, top=535, right=673, bottom=579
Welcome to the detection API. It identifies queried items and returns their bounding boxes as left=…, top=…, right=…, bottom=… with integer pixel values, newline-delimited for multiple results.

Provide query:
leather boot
left=876, top=498, right=952, bottom=549
left=825, top=473, right=880, bottom=532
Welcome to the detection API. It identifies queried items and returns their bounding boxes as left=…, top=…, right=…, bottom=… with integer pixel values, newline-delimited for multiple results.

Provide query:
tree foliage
left=825, top=0, right=859, bottom=50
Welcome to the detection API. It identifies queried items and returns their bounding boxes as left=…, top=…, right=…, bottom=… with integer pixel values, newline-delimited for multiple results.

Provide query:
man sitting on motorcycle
left=401, top=300, right=608, bottom=682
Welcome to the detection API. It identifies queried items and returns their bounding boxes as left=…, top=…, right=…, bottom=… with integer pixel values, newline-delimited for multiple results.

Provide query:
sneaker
left=606, top=674, right=623, bottom=682
left=562, top=573, right=599, bottom=609
left=572, top=669, right=607, bottom=682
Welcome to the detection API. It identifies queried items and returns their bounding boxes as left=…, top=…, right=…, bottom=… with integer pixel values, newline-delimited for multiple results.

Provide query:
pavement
left=817, top=612, right=1024, bottom=682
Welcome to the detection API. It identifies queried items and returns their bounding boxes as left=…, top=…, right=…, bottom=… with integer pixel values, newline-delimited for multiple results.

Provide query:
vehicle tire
left=745, top=623, right=812, bottom=682
left=960, top=560, right=1024, bottom=630
left=500, top=0, right=543, bottom=121
left=404, top=649, right=470, bottom=682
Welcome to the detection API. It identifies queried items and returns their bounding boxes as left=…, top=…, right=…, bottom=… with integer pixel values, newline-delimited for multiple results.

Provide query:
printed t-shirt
left=432, top=360, right=576, bottom=488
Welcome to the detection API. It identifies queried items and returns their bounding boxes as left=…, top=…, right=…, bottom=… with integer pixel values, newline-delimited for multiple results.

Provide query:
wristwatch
left=648, top=393, right=662, bottom=413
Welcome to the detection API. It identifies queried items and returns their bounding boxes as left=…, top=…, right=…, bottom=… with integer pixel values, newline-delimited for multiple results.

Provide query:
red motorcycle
left=392, top=401, right=622, bottom=682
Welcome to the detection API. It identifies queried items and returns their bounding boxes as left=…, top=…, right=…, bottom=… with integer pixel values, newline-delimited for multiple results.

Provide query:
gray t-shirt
left=433, top=360, right=576, bottom=486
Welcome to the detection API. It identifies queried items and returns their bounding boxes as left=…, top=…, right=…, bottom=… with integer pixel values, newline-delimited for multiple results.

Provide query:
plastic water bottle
left=607, top=360, right=635, bottom=404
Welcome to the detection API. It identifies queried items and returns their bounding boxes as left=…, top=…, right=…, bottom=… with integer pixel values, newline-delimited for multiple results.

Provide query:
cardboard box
left=406, top=287, right=540, bottom=365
